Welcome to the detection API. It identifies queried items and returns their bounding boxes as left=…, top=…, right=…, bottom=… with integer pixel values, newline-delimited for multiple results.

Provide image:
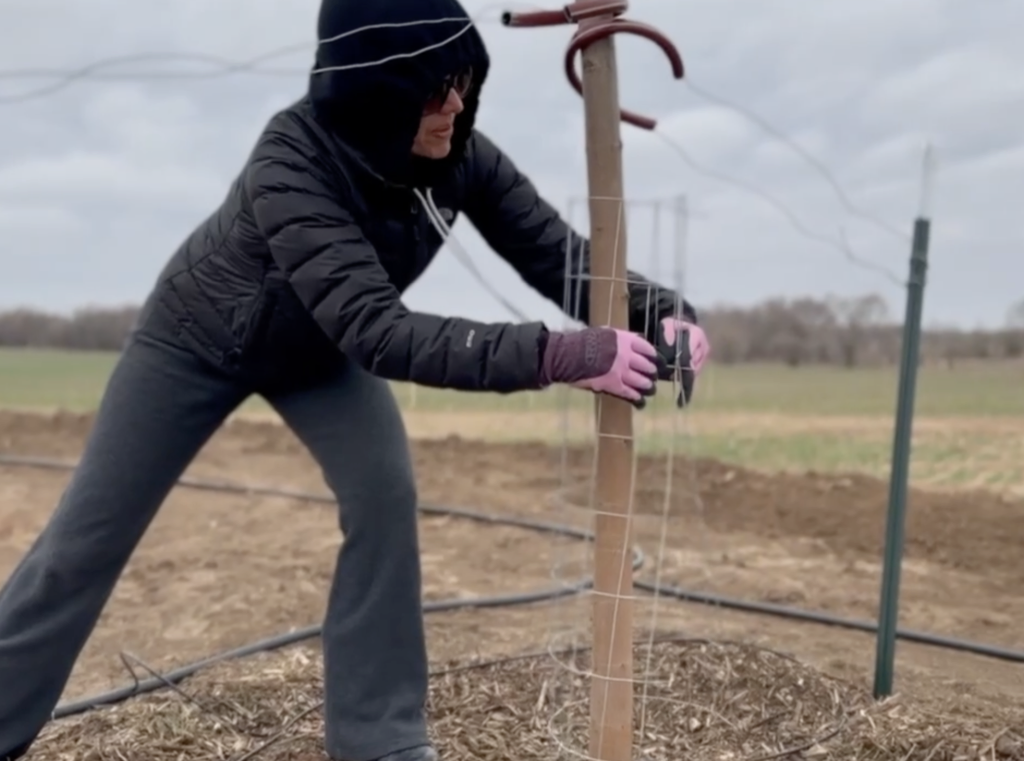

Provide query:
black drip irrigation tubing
left=0, top=453, right=1021, bottom=721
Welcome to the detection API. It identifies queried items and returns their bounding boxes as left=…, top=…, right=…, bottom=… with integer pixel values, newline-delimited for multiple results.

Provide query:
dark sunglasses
left=424, top=68, right=473, bottom=113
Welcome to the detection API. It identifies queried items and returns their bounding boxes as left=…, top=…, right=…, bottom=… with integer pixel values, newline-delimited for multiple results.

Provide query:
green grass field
left=1, top=347, right=1021, bottom=494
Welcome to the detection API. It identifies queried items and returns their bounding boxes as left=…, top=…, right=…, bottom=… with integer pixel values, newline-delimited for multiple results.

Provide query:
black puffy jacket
left=140, top=0, right=695, bottom=395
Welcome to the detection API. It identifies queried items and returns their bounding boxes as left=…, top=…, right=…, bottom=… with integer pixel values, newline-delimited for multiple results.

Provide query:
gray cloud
left=0, top=0, right=1020, bottom=327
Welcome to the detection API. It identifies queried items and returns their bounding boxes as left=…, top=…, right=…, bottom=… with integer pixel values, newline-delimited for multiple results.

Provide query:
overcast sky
left=0, top=0, right=1021, bottom=329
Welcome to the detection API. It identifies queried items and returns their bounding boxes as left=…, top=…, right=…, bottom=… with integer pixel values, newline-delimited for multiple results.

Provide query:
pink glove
left=655, top=317, right=710, bottom=406
left=539, top=327, right=659, bottom=408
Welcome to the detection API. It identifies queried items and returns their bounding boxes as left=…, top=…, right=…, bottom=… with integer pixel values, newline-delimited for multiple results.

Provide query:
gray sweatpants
left=0, top=325, right=428, bottom=761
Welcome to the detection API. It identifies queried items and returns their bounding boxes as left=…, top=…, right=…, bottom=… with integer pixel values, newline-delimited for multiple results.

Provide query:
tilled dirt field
left=1, top=409, right=1023, bottom=759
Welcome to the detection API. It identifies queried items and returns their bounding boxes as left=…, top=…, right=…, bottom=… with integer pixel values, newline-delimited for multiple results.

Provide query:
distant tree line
left=0, top=296, right=1022, bottom=367
left=703, top=294, right=1024, bottom=366
left=0, top=306, right=140, bottom=352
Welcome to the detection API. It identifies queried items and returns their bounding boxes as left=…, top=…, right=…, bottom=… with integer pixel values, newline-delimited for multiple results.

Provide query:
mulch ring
left=36, top=640, right=1024, bottom=761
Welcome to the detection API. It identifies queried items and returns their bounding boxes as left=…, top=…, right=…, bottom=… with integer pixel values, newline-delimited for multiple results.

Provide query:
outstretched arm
left=245, top=117, right=549, bottom=393
left=461, top=130, right=699, bottom=339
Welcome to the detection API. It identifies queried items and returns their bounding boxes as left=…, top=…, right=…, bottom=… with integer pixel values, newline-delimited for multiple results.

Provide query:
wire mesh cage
left=536, top=193, right=716, bottom=759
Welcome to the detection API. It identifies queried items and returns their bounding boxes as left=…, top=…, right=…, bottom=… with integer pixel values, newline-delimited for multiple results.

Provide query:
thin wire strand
left=683, top=79, right=909, bottom=242
left=417, top=188, right=531, bottom=322
left=652, top=129, right=907, bottom=288
left=639, top=198, right=678, bottom=740
left=310, top=22, right=476, bottom=76
left=0, top=49, right=312, bottom=103
left=0, top=9, right=511, bottom=105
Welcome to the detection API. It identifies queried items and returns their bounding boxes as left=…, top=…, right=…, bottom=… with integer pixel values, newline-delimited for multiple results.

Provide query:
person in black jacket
left=0, top=1, right=709, bottom=760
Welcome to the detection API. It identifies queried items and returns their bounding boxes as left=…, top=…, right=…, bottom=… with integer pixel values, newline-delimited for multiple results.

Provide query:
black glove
left=652, top=317, right=703, bottom=408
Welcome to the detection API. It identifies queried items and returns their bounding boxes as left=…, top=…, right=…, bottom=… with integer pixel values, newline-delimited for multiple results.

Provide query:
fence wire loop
left=502, top=0, right=685, bottom=130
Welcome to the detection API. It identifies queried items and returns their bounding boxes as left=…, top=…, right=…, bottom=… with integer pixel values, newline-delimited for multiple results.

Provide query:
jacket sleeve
left=244, top=120, right=549, bottom=392
left=461, top=130, right=699, bottom=337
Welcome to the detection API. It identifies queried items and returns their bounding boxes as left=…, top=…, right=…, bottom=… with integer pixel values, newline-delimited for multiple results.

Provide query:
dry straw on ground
left=35, top=639, right=1023, bottom=761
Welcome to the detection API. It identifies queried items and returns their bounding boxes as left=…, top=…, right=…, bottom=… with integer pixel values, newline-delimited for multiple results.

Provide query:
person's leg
left=266, top=361, right=427, bottom=761
left=0, top=330, right=247, bottom=759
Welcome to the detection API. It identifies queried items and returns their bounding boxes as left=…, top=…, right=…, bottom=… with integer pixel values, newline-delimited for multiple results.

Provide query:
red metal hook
left=565, top=20, right=684, bottom=130
left=501, top=0, right=684, bottom=130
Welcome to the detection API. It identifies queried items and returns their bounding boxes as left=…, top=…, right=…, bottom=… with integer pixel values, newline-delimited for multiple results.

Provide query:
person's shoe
left=376, top=745, right=438, bottom=761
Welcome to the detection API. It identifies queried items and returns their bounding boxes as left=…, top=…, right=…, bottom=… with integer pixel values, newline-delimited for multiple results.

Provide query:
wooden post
left=580, top=26, right=635, bottom=761
left=501, top=5, right=683, bottom=756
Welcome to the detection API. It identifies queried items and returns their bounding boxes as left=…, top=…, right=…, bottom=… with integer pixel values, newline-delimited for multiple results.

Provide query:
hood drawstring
left=413, top=187, right=529, bottom=322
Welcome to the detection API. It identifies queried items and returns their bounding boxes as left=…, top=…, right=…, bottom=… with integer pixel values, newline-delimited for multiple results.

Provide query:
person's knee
left=332, top=462, right=418, bottom=537
left=39, top=516, right=137, bottom=582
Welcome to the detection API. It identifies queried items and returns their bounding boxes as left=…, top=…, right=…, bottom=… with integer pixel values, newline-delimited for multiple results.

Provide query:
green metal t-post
left=872, top=213, right=931, bottom=699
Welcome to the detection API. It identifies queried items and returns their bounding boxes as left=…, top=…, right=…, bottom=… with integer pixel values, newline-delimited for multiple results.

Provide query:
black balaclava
left=308, top=0, right=491, bottom=188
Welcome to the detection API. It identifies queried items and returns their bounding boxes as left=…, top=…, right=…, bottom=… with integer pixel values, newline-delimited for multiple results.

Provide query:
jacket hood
left=308, top=0, right=490, bottom=187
